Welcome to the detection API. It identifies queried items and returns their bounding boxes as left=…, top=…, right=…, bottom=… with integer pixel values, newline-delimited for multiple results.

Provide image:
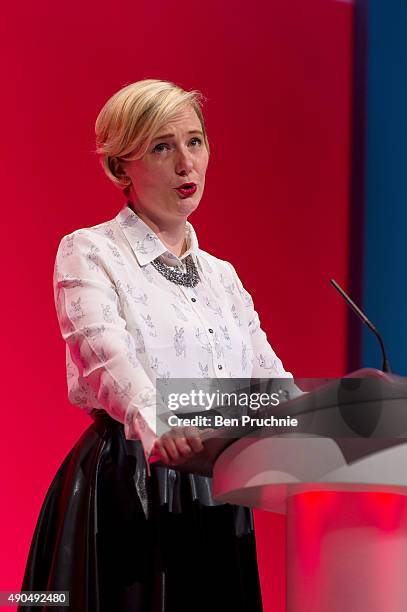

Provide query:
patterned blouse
left=53, top=203, right=291, bottom=463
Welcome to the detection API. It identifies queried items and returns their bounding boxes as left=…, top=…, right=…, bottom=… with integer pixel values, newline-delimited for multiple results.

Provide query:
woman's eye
left=152, top=143, right=170, bottom=153
left=189, top=137, right=202, bottom=147
left=152, top=138, right=202, bottom=154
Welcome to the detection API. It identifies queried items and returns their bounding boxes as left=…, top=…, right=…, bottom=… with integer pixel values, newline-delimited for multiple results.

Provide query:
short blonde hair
left=95, top=79, right=209, bottom=191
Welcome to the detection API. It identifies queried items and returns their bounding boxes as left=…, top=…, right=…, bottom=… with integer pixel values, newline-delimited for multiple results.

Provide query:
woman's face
left=122, top=105, right=209, bottom=225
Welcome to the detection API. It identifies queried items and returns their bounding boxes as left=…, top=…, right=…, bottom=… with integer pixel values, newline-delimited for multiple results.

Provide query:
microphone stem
left=330, top=279, right=391, bottom=374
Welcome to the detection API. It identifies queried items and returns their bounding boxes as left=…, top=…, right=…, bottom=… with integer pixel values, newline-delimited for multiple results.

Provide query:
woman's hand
left=152, top=425, right=205, bottom=467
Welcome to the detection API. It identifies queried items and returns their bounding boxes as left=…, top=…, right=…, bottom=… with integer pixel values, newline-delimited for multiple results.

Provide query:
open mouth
left=175, top=183, right=198, bottom=198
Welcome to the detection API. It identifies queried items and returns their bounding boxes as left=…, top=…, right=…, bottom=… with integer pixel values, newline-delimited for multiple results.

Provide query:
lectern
left=210, top=369, right=407, bottom=612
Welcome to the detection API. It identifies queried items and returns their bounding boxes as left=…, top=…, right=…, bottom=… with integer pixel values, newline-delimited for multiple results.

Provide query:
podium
left=208, top=369, right=407, bottom=612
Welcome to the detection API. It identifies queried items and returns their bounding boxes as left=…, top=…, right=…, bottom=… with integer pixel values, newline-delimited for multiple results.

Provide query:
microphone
left=330, top=278, right=391, bottom=373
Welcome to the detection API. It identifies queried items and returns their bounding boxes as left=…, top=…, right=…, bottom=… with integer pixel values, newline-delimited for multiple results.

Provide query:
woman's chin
left=176, top=195, right=201, bottom=216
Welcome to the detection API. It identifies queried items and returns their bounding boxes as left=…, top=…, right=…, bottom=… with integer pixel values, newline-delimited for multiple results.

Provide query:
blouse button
left=208, top=328, right=213, bottom=333
left=191, top=297, right=197, bottom=302
left=218, top=365, right=223, bottom=370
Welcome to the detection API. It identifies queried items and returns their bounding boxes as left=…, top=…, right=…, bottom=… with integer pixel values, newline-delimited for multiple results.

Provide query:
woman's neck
left=127, top=201, right=187, bottom=257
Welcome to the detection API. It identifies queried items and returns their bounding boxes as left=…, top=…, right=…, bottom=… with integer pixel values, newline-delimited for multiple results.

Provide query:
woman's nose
left=175, top=148, right=194, bottom=175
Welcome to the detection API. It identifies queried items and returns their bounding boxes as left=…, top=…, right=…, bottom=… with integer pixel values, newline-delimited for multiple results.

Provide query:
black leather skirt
left=19, top=410, right=263, bottom=612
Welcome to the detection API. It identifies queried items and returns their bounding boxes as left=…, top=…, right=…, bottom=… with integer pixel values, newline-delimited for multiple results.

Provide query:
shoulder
left=198, top=249, right=253, bottom=306
left=57, top=216, right=119, bottom=257
left=197, top=249, right=246, bottom=292
left=197, top=248, right=236, bottom=277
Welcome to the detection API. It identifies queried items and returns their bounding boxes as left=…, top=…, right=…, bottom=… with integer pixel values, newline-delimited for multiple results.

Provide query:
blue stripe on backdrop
left=362, top=0, right=407, bottom=375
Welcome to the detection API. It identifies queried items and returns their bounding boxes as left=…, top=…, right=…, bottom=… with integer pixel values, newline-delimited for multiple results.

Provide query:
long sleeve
left=225, top=261, right=293, bottom=379
left=53, top=230, right=161, bottom=466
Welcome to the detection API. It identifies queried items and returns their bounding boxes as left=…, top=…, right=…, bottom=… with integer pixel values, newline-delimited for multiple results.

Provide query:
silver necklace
left=151, top=254, right=200, bottom=287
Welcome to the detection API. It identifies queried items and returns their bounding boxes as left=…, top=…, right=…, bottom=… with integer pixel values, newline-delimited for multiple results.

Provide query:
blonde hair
left=95, top=79, right=209, bottom=192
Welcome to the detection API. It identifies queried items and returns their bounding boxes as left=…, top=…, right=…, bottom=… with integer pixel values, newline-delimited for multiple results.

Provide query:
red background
left=1, top=1, right=353, bottom=609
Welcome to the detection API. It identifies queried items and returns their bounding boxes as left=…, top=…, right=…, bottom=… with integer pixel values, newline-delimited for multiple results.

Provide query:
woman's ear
left=110, top=157, right=127, bottom=180
left=109, top=157, right=132, bottom=191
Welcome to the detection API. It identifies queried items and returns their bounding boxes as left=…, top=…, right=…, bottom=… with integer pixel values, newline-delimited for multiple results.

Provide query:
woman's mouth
left=175, top=183, right=197, bottom=198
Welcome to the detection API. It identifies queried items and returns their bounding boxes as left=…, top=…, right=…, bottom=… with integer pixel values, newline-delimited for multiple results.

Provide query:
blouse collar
left=114, top=203, right=201, bottom=269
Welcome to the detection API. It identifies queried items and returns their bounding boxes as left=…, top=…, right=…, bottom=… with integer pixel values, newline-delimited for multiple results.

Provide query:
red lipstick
left=175, top=182, right=197, bottom=198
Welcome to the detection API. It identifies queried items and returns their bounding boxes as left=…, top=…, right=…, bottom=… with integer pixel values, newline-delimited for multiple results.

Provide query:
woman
left=20, top=79, right=291, bottom=612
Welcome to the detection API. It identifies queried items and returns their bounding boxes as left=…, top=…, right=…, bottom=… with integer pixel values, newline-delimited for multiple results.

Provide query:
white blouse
left=53, top=203, right=292, bottom=465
